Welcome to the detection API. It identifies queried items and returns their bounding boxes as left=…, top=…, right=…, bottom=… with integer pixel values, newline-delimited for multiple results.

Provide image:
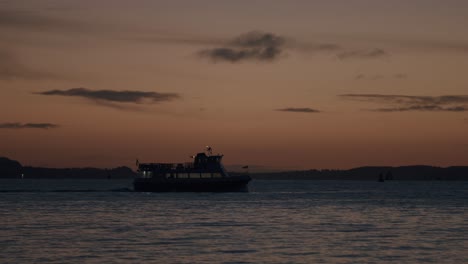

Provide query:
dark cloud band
left=374, top=105, right=468, bottom=112
left=198, top=31, right=285, bottom=63
left=232, top=31, right=285, bottom=48
left=276, top=107, right=320, bottom=113
left=197, top=31, right=389, bottom=63
left=199, top=46, right=282, bottom=62
left=340, top=94, right=468, bottom=112
left=0, top=122, right=58, bottom=129
left=37, top=88, right=180, bottom=104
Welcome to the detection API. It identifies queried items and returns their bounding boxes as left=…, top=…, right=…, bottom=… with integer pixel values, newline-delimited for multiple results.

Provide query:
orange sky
left=1, top=0, right=468, bottom=170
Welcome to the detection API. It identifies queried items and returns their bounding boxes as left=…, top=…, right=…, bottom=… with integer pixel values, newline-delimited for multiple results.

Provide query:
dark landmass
left=0, top=157, right=136, bottom=179
left=1, top=157, right=467, bottom=180
left=246, top=166, right=468, bottom=181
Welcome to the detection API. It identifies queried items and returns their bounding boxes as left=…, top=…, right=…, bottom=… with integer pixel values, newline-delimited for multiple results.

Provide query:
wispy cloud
left=337, top=34, right=468, bottom=54
left=197, top=31, right=389, bottom=63
left=232, top=31, right=285, bottom=48
left=138, top=32, right=342, bottom=54
left=198, top=31, right=285, bottom=62
left=0, top=50, right=56, bottom=80
left=374, top=105, right=467, bottom=112
left=132, top=30, right=389, bottom=64
left=0, top=9, right=89, bottom=33
left=0, top=122, right=58, bottom=129
left=289, top=41, right=342, bottom=53
left=134, top=34, right=224, bottom=46
left=354, top=73, right=407, bottom=80
left=337, top=48, right=388, bottom=60
left=393, top=73, right=408, bottom=79
left=276, top=107, right=320, bottom=113
left=0, top=7, right=136, bottom=46
left=36, top=88, right=181, bottom=106
left=355, top=74, right=383, bottom=80
left=409, top=39, right=468, bottom=54
left=340, top=94, right=468, bottom=112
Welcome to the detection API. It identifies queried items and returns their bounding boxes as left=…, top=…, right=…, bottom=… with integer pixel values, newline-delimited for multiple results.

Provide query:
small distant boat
left=133, top=147, right=251, bottom=192
left=378, top=173, right=385, bottom=182
left=378, top=171, right=393, bottom=182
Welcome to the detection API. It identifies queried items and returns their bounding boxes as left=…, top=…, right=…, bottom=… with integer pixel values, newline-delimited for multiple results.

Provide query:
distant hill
left=250, top=165, right=468, bottom=181
left=0, top=157, right=136, bottom=179
left=0, top=157, right=22, bottom=177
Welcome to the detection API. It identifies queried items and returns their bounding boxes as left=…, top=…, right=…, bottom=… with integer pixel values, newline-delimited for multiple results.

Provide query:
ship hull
left=133, top=175, right=252, bottom=192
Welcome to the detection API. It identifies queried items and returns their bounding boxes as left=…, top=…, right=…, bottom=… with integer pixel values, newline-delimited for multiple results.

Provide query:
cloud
left=199, top=47, right=281, bottom=62
left=231, top=31, right=285, bottom=48
left=0, top=9, right=86, bottom=32
left=393, top=73, right=408, bottom=79
left=0, top=50, right=56, bottom=80
left=134, top=34, right=224, bottom=46
left=406, top=39, right=468, bottom=54
left=0, top=7, right=132, bottom=44
left=198, top=31, right=286, bottom=62
left=337, top=34, right=468, bottom=54
left=276, top=107, right=320, bottom=113
left=354, top=73, right=407, bottom=80
left=340, top=94, right=468, bottom=112
left=291, top=42, right=342, bottom=53
left=197, top=31, right=389, bottom=63
left=0, top=122, right=58, bottom=129
left=139, top=32, right=341, bottom=54
left=337, top=48, right=388, bottom=60
left=364, top=74, right=383, bottom=80
left=135, top=30, right=387, bottom=63
left=375, top=105, right=467, bottom=112
left=36, top=88, right=181, bottom=105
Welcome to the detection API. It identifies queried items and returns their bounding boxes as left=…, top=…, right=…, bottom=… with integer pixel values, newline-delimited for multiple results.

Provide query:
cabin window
left=212, top=173, right=222, bottom=178
left=178, top=173, right=189, bottom=178
left=201, top=173, right=211, bottom=178
left=141, top=171, right=153, bottom=178
left=190, top=172, right=201, bottom=178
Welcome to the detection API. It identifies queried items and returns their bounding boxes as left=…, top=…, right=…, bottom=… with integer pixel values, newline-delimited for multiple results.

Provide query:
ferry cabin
left=138, top=152, right=229, bottom=179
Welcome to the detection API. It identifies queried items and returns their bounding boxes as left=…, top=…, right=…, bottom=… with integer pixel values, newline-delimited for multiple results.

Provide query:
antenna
left=206, top=146, right=213, bottom=155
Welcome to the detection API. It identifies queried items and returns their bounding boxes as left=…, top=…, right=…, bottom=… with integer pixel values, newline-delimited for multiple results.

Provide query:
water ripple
left=0, top=179, right=466, bottom=263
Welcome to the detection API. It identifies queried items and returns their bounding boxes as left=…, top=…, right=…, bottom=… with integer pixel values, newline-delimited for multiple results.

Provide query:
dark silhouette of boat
left=133, top=147, right=251, bottom=192
left=378, top=170, right=393, bottom=182
left=385, top=170, right=393, bottom=180
left=378, top=173, right=385, bottom=182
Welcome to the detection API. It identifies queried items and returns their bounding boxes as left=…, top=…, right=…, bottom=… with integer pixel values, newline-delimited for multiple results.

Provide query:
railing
left=139, top=161, right=224, bottom=171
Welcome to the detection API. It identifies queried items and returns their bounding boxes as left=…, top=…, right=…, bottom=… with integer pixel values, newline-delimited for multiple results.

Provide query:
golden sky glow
left=1, top=0, right=468, bottom=170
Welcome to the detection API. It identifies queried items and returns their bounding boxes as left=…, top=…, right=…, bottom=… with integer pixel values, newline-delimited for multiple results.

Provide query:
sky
left=1, top=0, right=468, bottom=170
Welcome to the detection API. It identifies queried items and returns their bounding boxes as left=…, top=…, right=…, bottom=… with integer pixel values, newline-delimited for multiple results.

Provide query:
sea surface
left=0, top=179, right=466, bottom=263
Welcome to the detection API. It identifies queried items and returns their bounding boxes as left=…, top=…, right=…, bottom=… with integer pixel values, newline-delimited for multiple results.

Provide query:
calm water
left=0, top=179, right=466, bottom=263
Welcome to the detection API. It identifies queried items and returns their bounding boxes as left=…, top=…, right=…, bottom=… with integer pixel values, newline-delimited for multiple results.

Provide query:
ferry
left=134, top=147, right=251, bottom=192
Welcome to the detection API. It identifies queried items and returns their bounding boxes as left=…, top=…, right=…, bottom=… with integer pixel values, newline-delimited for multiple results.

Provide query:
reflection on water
left=0, top=180, right=466, bottom=263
